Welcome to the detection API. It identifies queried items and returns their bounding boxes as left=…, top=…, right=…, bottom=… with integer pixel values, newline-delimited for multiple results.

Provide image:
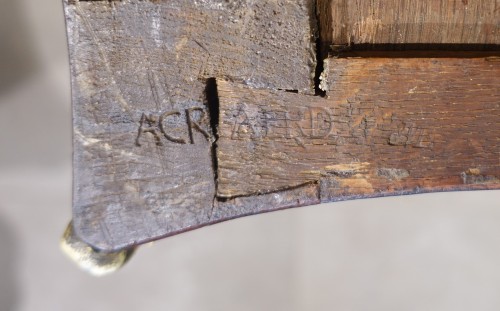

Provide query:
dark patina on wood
left=64, top=0, right=499, bottom=253
left=65, top=0, right=317, bottom=251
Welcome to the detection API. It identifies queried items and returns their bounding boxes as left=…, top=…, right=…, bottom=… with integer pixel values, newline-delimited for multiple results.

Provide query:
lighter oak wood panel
left=318, top=0, right=500, bottom=46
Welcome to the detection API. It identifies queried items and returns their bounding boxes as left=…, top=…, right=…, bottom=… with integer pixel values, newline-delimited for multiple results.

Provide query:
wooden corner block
left=65, top=0, right=317, bottom=251
left=64, top=0, right=500, bottom=252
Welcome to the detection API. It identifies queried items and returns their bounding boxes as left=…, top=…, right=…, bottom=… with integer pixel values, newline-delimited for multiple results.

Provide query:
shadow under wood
left=352, top=43, right=500, bottom=51
left=331, top=44, right=500, bottom=58
left=0, top=0, right=39, bottom=94
left=0, top=211, right=20, bottom=311
left=204, top=78, right=220, bottom=195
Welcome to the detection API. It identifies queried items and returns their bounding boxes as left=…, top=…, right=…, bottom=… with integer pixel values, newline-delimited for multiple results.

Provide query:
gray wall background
left=0, top=0, right=499, bottom=310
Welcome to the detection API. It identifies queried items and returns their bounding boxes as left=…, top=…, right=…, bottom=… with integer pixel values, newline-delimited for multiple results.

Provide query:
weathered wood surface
left=216, top=55, right=500, bottom=199
left=65, top=0, right=316, bottom=251
left=317, top=0, right=500, bottom=48
left=65, top=0, right=500, bottom=253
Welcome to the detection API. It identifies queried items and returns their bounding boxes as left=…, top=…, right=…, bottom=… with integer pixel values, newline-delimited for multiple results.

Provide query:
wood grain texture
left=317, top=0, right=500, bottom=47
left=66, top=0, right=500, bottom=251
left=216, top=56, right=500, bottom=199
left=65, top=0, right=316, bottom=250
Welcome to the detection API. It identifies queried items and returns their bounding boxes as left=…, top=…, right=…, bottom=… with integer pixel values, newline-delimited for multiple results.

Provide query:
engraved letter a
left=136, top=113, right=163, bottom=147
